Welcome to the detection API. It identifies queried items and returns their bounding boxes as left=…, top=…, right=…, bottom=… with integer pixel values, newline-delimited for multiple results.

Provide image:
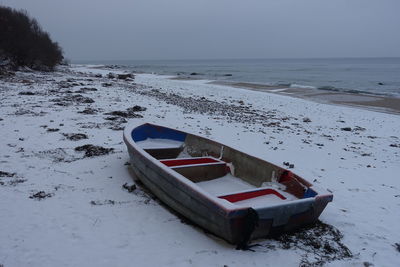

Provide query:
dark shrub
left=0, top=6, right=64, bottom=70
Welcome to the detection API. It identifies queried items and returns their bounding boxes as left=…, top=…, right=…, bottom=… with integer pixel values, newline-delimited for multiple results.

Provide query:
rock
left=18, top=91, right=36, bottom=95
left=62, top=133, right=88, bottom=141
left=47, top=128, right=60, bottom=132
left=122, top=183, right=137, bottom=193
left=341, top=127, right=352, bottom=131
left=29, top=191, right=53, bottom=200
left=283, top=162, right=295, bottom=168
left=104, top=111, right=128, bottom=117
left=58, top=81, right=72, bottom=88
left=104, top=117, right=128, bottom=124
left=102, top=82, right=112, bottom=87
left=354, top=126, right=366, bottom=131
left=90, top=200, right=115, bottom=206
left=74, top=87, right=98, bottom=93
left=128, top=105, right=147, bottom=112
left=0, top=171, right=15, bottom=177
left=78, top=108, right=98, bottom=115
left=117, top=73, right=134, bottom=80
left=104, top=116, right=121, bottom=121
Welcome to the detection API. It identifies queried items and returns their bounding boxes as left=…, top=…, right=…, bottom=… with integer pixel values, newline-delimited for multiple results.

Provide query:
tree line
left=0, top=6, right=64, bottom=70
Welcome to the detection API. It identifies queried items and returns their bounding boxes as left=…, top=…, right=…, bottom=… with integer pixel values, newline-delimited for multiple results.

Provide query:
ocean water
left=80, top=58, right=400, bottom=97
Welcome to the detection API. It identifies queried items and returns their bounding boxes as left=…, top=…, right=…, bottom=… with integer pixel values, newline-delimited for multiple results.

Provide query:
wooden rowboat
left=123, top=122, right=333, bottom=248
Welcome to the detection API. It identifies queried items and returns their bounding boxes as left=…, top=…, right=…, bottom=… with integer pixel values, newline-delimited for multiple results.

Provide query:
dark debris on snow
left=74, top=144, right=114, bottom=157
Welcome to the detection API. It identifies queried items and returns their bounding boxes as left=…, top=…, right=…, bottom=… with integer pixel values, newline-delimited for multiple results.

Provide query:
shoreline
left=210, top=81, right=400, bottom=115
left=78, top=63, right=400, bottom=115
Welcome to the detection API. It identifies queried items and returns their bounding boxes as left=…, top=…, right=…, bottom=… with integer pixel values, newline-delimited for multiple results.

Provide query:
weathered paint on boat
left=123, top=122, right=333, bottom=247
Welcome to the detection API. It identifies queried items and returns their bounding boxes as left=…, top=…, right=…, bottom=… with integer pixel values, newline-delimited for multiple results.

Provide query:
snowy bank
left=0, top=65, right=399, bottom=267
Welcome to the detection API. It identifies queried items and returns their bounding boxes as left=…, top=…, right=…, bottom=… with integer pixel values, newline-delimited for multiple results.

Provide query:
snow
left=0, top=65, right=399, bottom=266
left=196, top=174, right=256, bottom=196
left=136, top=138, right=183, bottom=149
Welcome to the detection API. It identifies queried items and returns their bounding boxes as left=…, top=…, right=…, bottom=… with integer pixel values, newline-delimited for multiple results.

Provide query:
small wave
left=276, top=83, right=291, bottom=87
left=318, top=86, right=340, bottom=92
left=290, top=84, right=317, bottom=89
left=319, top=85, right=371, bottom=95
left=343, top=89, right=397, bottom=97
left=318, top=85, right=397, bottom=97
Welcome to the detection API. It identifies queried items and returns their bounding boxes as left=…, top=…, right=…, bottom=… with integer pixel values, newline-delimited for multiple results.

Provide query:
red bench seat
left=218, top=188, right=287, bottom=203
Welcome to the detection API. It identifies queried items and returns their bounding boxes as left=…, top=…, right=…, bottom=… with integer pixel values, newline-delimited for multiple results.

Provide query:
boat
left=123, top=122, right=333, bottom=248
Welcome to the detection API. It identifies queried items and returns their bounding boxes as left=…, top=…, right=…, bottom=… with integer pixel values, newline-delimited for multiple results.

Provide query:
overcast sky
left=1, top=0, right=400, bottom=61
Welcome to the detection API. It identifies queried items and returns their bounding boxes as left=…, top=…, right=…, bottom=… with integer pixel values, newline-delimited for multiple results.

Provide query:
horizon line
left=71, top=56, right=400, bottom=63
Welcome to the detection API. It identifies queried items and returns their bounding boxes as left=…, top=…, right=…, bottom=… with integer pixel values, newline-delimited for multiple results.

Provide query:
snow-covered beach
left=1, top=65, right=399, bottom=266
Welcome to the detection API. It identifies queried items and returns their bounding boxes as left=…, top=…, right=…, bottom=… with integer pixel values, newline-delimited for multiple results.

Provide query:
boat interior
left=132, top=124, right=318, bottom=206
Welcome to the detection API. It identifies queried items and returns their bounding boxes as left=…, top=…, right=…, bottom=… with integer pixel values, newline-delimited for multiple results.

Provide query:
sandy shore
left=1, top=65, right=399, bottom=267
left=211, top=81, right=400, bottom=115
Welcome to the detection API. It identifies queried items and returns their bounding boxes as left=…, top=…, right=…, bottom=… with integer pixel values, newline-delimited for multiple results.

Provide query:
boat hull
left=124, top=123, right=333, bottom=246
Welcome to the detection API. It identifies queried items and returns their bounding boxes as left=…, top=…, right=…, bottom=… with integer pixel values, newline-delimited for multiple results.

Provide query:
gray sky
left=1, top=0, right=400, bottom=61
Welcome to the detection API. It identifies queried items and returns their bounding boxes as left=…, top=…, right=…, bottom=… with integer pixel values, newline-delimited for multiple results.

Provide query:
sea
left=78, top=58, right=400, bottom=98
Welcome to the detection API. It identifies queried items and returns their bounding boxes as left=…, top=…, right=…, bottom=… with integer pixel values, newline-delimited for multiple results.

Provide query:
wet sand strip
left=210, top=81, right=400, bottom=115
